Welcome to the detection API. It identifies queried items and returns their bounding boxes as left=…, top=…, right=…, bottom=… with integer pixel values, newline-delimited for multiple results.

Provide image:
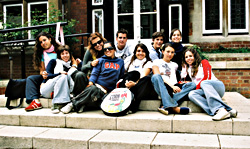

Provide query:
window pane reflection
left=171, top=6, right=180, bottom=30
left=231, top=0, right=246, bottom=29
left=94, top=10, right=103, bottom=34
left=6, top=6, right=22, bottom=27
left=141, top=14, right=156, bottom=39
left=118, top=0, right=133, bottom=13
left=141, top=0, right=156, bottom=12
left=118, top=15, right=134, bottom=39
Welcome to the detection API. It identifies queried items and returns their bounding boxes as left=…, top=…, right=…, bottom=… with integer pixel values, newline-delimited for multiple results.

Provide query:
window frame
left=27, top=1, right=49, bottom=39
left=92, top=0, right=103, bottom=6
left=3, top=4, right=24, bottom=27
left=202, top=0, right=223, bottom=34
left=228, top=0, right=249, bottom=33
left=169, top=4, right=182, bottom=37
left=114, top=0, right=160, bottom=45
left=92, top=9, right=104, bottom=35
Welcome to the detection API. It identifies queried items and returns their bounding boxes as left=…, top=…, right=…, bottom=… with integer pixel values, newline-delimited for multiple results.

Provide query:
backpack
left=5, top=79, right=26, bottom=109
left=101, top=88, right=134, bottom=116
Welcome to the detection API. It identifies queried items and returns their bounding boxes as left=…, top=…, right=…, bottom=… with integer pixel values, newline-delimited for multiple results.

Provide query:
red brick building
left=0, top=0, right=250, bottom=97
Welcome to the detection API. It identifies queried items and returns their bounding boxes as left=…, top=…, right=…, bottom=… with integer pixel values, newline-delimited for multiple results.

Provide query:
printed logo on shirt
left=105, top=62, right=120, bottom=70
left=162, top=63, right=171, bottom=77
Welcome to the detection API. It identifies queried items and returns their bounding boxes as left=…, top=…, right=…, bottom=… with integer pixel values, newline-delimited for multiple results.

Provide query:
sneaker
left=158, top=107, right=169, bottom=115
left=229, top=109, right=238, bottom=118
left=212, top=108, right=230, bottom=121
left=25, top=100, right=42, bottom=111
left=51, top=109, right=60, bottom=114
left=61, top=102, right=73, bottom=114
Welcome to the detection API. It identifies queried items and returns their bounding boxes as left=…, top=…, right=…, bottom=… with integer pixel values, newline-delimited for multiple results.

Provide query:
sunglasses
left=103, top=47, right=114, bottom=52
left=92, top=40, right=102, bottom=47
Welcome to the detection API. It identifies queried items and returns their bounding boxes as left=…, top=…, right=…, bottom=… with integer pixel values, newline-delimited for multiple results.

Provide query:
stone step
left=0, top=106, right=249, bottom=136
left=1, top=125, right=250, bottom=149
left=0, top=94, right=205, bottom=113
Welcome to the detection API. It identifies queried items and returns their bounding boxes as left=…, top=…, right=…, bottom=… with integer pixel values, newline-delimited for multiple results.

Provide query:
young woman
left=25, top=32, right=77, bottom=111
left=40, top=45, right=88, bottom=113
left=182, top=47, right=237, bottom=121
left=118, top=43, right=159, bottom=113
left=81, top=32, right=107, bottom=76
left=151, top=43, right=196, bottom=115
left=61, top=41, right=125, bottom=114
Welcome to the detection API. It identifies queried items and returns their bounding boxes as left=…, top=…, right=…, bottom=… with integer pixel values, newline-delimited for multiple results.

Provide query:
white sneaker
left=61, top=102, right=73, bottom=114
left=229, top=109, right=238, bottom=118
left=51, top=109, right=60, bottom=114
left=212, top=108, right=230, bottom=121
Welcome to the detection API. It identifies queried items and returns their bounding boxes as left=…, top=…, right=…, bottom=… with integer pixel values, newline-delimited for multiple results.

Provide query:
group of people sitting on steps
left=23, top=28, right=237, bottom=121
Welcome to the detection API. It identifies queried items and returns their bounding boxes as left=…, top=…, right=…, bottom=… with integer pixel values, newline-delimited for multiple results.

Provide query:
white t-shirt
left=115, top=43, right=133, bottom=60
left=125, top=56, right=152, bottom=77
left=153, top=59, right=178, bottom=85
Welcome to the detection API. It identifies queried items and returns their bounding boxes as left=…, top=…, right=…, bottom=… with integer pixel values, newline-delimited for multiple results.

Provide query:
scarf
left=43, top=45, right=55, bottom=68
left=54, top=59, right=72, bottom=74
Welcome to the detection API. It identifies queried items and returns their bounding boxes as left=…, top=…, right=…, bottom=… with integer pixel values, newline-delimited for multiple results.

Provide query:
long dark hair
left=127, top=43, right=151, bottom=71
left=182, top=46, right=202, bottom=77
left=33, top=32, right=59, bottom=70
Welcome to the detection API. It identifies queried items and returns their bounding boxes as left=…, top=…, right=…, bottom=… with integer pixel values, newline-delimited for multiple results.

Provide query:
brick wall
left=192, top=41, right=250, bottom=52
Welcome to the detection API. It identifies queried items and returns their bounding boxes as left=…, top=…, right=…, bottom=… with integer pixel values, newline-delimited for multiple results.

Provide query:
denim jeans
left=40, top=74, right=71, bottom=104
left=188, top=80, right=232, bottom=116
left=151, top=74, right=196, bottom=108
left=25, top=75, right=43, bottom=104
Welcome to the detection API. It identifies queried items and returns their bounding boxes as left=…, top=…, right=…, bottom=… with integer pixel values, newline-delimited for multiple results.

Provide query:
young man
left=61, top=41, right=125, bottom=113
left=149, top=32, right=165, bottom=61
left=115, top=28, right=133, bottom=60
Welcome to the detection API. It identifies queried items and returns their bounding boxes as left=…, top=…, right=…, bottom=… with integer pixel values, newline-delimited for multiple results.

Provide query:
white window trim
left=228, top=0, right=249, bottom=33
left=92, top=0, right=103, bottom=6
left=92, top=9, right=104, bottom=35
left=28, top=2, right=49, bottom=39
left=3, top=4, right=23, bottom=27
left=169, top=4, right=182, bottom=35
left=202, top=0, right=222, bottom=34
left=113, top=0, right=160, bottom=45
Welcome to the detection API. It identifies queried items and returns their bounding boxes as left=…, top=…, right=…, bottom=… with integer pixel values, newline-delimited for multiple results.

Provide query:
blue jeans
left=188, top=80, right=232, bottom=116
left=25, top=75, right=43, bottom=104
left=151, top=74, right=196, bottom=108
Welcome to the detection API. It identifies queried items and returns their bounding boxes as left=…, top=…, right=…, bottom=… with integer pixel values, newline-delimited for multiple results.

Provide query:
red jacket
left=196, top=59, right=212, bottom=89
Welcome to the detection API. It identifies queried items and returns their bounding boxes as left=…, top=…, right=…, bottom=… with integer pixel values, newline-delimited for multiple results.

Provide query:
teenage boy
left=61, top=41, right=125, bottom=113
left=149, top=32, right=165, bottom=61
left=115, top=28, right=133, bottom=60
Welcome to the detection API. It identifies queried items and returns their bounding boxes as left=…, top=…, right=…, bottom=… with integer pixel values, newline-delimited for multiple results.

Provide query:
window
left=114, top=0, right=159, bottom=43
left=92, top=9, right=104, bottom=35
left=169, top=4, right=182, bottom=36
left=3, top=4, right=23, bottom=28
left=228, top=0, right=249, bottom=33
left=202, top=0, right=222, bottom=34
left=28, top=2, right=48, bottom=38
left=92, top=0, right=103, bottom=5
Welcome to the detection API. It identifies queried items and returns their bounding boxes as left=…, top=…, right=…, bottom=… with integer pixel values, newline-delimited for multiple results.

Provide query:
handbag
left=101, top=88, right=134, bottom=116
left=5, top=79, right=26, bottom=109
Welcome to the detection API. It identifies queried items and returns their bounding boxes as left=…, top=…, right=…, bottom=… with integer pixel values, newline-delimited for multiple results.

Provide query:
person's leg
left=53, top=74, right=71, bottom=104
left=188, top=89, right=214, bottom=115
left=151, top=74, right=178, bottom=108
left=25, top=75, right=43, bottom=104
left=71, top=71, right=89, bottom=96
left=173, top=82, right=196, bottom=103
left=129, top=76, right=158, bottom=112
left=200, top=80, right=232, bottom=115
left=40, top=76, right=59, bottom=99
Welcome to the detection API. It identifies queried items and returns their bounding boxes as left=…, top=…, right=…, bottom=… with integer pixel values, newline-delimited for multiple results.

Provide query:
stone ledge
left=210, top=61, right=250, bottom=69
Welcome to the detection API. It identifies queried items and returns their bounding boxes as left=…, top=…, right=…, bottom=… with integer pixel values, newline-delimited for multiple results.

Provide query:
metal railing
left=0, top=22, right=90, bottom=79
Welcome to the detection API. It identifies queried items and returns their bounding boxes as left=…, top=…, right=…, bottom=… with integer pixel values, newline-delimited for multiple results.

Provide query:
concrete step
left=0, top=106, right=249, bottom=136
left=1, top=125, right=250, bottom=149
left=0, top=95, right=205, bottom=113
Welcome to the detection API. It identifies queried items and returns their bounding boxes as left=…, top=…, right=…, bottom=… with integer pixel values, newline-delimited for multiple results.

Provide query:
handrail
left=0, top=22, right=68, bottom=33
left=0, top=22, right=90, bottom=79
